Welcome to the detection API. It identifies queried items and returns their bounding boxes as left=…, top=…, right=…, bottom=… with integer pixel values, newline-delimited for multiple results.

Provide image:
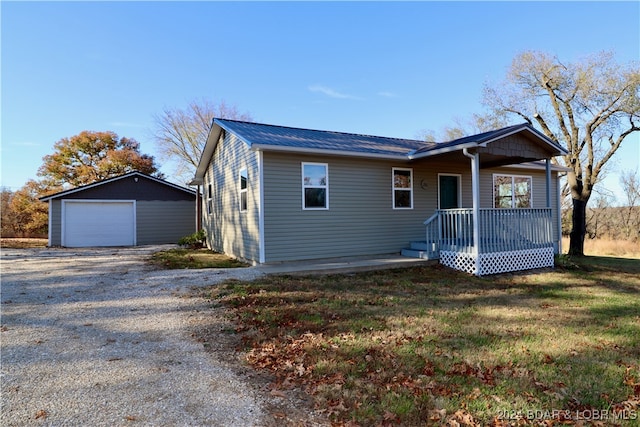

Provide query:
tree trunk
left=568, top=198, right=587, bottom=256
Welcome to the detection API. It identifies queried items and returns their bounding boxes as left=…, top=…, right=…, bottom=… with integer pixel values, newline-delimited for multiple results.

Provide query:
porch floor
left=256, top=254, right=436, bottom=276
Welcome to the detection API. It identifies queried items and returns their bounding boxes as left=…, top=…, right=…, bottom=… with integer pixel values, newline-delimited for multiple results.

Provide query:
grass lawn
left=200, top=256, right=640, bottom=426
left=149, top=248, right=248, bottom=269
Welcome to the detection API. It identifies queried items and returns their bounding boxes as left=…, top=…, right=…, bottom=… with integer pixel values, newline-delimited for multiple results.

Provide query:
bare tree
left=619, top=170, right=640, bottom=241
left=151, top=99, right=252, bottom=183
left=483, top=51, right=640, bottom=255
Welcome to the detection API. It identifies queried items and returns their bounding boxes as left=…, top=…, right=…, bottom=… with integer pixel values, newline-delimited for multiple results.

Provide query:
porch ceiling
left=411, top=150, right=555, bottom=170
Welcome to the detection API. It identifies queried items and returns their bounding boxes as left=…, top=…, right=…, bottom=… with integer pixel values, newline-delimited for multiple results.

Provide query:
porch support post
left=545, top=158, right=551, bottom=208
left=463, top=148, right=481, bottom=275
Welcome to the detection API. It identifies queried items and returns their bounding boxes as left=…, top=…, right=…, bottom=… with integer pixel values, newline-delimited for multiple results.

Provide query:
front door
left=439, top=175, right=460, bottom=209
left=439, top=175, right=461, bottom=245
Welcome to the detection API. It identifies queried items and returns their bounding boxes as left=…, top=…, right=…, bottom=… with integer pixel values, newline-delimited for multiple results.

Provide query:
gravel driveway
left=0, top=246, right=291, bottom=426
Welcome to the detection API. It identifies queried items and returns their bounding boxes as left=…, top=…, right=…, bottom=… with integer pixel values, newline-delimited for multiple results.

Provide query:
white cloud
left=377, top=91, right=397, bottom=98
left=11, top=141, right=40, bottom=147
left=308, top=85, right=360, bottom=100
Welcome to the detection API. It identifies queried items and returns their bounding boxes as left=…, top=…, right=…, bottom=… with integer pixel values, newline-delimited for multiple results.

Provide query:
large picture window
left=302, top=163, right=328, bottom=210
left=493, top=174, right=532, bottom=208
left=393, top=168, right=413, bottom=209
left=239, top=168, right=248, bottom=212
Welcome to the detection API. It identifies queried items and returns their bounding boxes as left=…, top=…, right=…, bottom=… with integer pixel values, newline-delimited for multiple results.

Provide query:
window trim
left=239, top=168, right=248, bottom=212
left=492, top=173, right=533, bottom=209
left=301, top=162, right=329, bottom=210
left=392, top=167, right=413, bottom=210
left=207, top=183, right=213, bottom=215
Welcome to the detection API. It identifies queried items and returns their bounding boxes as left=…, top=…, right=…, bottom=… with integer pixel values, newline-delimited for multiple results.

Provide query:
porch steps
left=401, top=241, right=440, bottom=260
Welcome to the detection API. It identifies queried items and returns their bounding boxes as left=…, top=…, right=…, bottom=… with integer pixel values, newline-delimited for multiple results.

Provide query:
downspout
left=463, top=148, right=481, bottom=276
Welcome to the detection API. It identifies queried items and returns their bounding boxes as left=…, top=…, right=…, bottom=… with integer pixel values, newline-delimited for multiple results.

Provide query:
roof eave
left=409, top=141, right=485, bottom=160
left=194, top=122, right=223, bottom=180
left=250, top=144, right=410, bottom=161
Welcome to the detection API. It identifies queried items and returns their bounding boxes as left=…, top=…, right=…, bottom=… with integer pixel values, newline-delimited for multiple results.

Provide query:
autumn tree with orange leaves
left=38, top=130, right=162, bottom=188
left=2, top=131, right=162, bottom=238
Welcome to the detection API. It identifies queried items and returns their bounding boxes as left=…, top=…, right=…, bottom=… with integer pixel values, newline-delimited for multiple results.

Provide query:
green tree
left=38, top=131, right=162, bottom=188
left=482, top=51, right=640, bottom=256
left=152, top=98, right=252, bottom=183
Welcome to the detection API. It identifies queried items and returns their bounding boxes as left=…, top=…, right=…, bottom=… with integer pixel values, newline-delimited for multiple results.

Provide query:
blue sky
left=2, top=1, right=639, bottom=202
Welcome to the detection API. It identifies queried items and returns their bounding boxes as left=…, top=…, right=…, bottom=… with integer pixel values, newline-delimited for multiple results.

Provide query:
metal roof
left=412, top=122, right=567, bottom=157
left=215, top=119, right=430, bottom=158
left=192, top=119, right=568, bottom=182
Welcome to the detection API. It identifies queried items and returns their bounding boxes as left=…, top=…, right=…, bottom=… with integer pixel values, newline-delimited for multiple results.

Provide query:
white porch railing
left=426, top=208, right=555, bottom=275
left=425, top=208, right=554, bottom=254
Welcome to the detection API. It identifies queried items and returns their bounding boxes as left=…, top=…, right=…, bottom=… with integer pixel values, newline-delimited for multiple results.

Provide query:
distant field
left=562, top=237, right=640, bottom=258
left=0, top=238, right=48, bottom=249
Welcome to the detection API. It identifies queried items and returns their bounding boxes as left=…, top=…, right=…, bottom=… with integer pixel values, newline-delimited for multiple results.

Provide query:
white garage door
left=63, top=201, right=136, bottom=247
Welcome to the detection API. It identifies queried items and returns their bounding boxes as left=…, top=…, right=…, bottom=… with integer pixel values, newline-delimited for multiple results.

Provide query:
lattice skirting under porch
left=440, top=247, right=555, bottom=276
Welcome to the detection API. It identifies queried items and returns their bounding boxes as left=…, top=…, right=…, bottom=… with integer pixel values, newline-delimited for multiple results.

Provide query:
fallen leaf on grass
left=447, top=409, right=480, bottom=427
left=429, top=408, right=446, bottom=421
left=270, top=389, right=286, bottom=398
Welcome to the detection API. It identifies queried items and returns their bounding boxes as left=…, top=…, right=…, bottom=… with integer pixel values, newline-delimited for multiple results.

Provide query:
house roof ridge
left=214, top=118, right=429, bottom=145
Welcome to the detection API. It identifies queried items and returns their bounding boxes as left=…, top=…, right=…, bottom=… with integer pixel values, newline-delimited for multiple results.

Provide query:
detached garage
left=40, top=172, right=197, bottom=247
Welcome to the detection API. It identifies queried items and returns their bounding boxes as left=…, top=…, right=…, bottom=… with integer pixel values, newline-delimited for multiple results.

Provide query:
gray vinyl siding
left=203, top=132, right=260, bottom=262
left=49, top=199, right=62, bottom=246
left=261, top=153, right=562, bottom=262
left=262, top=153, right=436, bottom=262
left=136, top=200, right=195, bottom=245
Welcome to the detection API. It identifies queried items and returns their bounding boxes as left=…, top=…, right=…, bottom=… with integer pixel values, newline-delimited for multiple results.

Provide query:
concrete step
left=410, top=241, right=437, bottom=251
left=401, top=248, right=439, bottom=260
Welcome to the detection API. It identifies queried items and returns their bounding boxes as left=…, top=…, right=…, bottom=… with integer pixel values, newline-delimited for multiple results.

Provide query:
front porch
left=402, top=208, right=555, bottom=275
left=398, top=125, right=567, bottom=276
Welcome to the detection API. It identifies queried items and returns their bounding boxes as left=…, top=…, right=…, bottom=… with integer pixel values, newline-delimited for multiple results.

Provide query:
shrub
left=178, top=229, right=206, bottom=249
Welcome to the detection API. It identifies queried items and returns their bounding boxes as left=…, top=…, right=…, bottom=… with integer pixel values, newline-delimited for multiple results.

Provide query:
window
left=493, top=174, right=532, bottom=208
left=393, top=168, right=413, bottom=209
left=207, top=183, right=213, bottom=215
left=239, top=168, right=248, bottom=212
left=302, top=163, right=328, bottom=210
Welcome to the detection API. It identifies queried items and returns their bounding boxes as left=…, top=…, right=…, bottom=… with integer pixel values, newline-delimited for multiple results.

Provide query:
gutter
left=250, top=144, right=410, bottom=161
